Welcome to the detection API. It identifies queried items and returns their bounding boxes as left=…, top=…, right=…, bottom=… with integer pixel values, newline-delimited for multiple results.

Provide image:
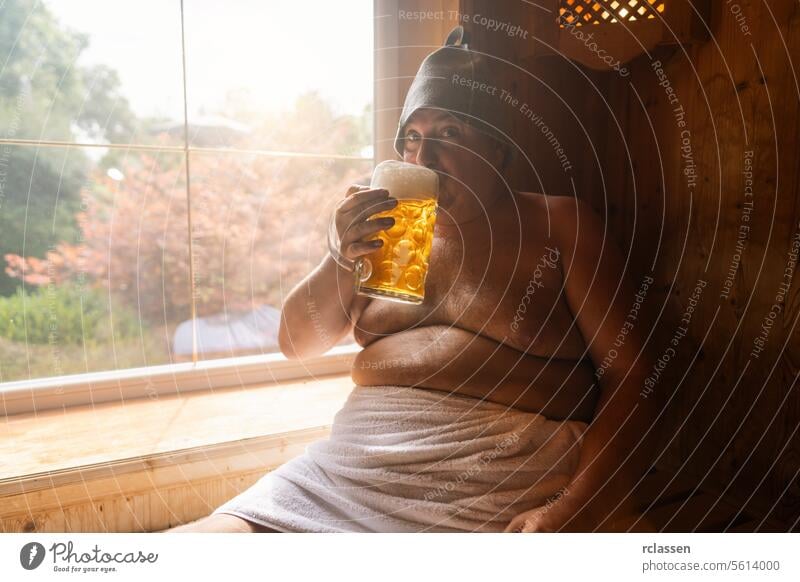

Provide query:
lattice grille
left=558, top=0, right=666, bottom=27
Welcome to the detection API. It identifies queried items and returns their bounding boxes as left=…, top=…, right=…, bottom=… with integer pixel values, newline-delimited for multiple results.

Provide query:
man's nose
left=415, top=136, right=439, bottom=169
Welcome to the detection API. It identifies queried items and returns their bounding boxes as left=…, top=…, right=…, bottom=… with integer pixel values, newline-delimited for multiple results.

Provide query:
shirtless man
left=168, top=29, right=658, bottom=534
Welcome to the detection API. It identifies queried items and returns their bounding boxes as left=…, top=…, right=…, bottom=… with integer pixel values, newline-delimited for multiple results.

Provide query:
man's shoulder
left=513, top=192, right=606, bottom=263
left=513, top=192, right=598, bottom=230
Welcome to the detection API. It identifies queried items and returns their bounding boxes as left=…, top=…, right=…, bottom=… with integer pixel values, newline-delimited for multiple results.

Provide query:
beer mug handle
left=327, top=201, right=373, bottom=282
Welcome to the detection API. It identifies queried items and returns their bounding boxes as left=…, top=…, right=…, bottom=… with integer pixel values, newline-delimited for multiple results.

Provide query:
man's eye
left=405, top=132, right=421, bottom=142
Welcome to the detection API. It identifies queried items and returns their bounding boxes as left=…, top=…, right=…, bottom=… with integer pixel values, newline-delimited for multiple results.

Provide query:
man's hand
left=504, top=500, right=658, bottom=532
left=505, top=506, right=577, bottom=533
left=504, top=501, right=600, bottom=533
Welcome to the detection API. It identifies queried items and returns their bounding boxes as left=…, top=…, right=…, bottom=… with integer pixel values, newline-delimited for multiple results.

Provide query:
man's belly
left=351, top=325, right=599, bottom=422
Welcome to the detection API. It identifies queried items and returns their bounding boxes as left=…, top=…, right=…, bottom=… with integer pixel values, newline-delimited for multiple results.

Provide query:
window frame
left=0, top=2, right=376, bottom=414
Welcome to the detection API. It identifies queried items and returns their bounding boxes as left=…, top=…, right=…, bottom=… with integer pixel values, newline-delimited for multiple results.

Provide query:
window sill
left=0, top=372, right=354, bottom=532
left=0, top=344, right=358, bottom=416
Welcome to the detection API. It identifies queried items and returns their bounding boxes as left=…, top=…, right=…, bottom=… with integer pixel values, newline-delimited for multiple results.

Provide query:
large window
left=0, top=0, right=373, bottom=383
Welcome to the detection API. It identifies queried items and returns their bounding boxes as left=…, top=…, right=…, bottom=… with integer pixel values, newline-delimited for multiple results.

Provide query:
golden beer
left=357, top=161, right=438, bottom=304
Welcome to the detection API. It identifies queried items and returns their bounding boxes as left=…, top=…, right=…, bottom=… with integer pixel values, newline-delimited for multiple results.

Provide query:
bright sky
left=44, top=0, right=374, bottom=121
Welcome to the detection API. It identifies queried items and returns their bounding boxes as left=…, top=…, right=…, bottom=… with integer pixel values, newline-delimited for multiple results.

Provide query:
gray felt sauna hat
left=393, top=26, right=514, bottom=160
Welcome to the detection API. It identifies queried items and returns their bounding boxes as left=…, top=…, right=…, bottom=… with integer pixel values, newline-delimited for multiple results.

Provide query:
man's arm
left=547, top=197, right=659, bottom=530
left=278, top=253, right=368, bottom=359
left=278, top=186, right=393, bottom=359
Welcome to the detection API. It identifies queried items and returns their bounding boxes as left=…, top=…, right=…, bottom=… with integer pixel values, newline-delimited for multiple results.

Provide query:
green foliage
left=0, top=283, right=140, bottom=345
left=0, top=0, right=136, bottom=295
left=0, top=145, right=88, bottom=295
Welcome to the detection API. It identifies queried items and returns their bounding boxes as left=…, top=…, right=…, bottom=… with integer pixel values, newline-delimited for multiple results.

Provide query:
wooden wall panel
left=616, top=0, right=800, bottom=529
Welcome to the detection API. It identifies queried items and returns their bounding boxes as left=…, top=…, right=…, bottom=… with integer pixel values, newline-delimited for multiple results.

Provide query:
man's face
left=401, top=109, right=504, bottom=215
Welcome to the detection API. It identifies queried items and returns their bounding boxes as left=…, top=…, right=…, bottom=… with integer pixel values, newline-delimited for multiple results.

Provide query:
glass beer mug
left=328, top=160, right=439, bottom=304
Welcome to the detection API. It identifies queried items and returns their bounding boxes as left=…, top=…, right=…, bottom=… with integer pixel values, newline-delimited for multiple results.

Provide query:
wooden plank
left=725, top=517, right=788, bottom=533
left=643, top=491, right=742, bottom=532
left=587, top=0, right=800, bottom=527
left=634, top=468, right=698, bottom=511
left=1, top=468, right=269, bottom=533
left=724, top=0, right=800, bottom=527
left=727, top=519, right=762, bottom=533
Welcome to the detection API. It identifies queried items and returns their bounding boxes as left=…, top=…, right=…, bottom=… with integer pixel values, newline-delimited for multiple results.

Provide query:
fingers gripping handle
left=327, top=199, right=373, bottom=283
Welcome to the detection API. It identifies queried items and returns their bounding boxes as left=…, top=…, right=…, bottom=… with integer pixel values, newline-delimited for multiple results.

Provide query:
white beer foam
left=370, top=160, right=438, bottom=200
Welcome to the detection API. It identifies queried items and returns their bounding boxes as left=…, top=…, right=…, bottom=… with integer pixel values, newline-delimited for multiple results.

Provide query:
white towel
left=212, top=385, right=588, bottom=532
